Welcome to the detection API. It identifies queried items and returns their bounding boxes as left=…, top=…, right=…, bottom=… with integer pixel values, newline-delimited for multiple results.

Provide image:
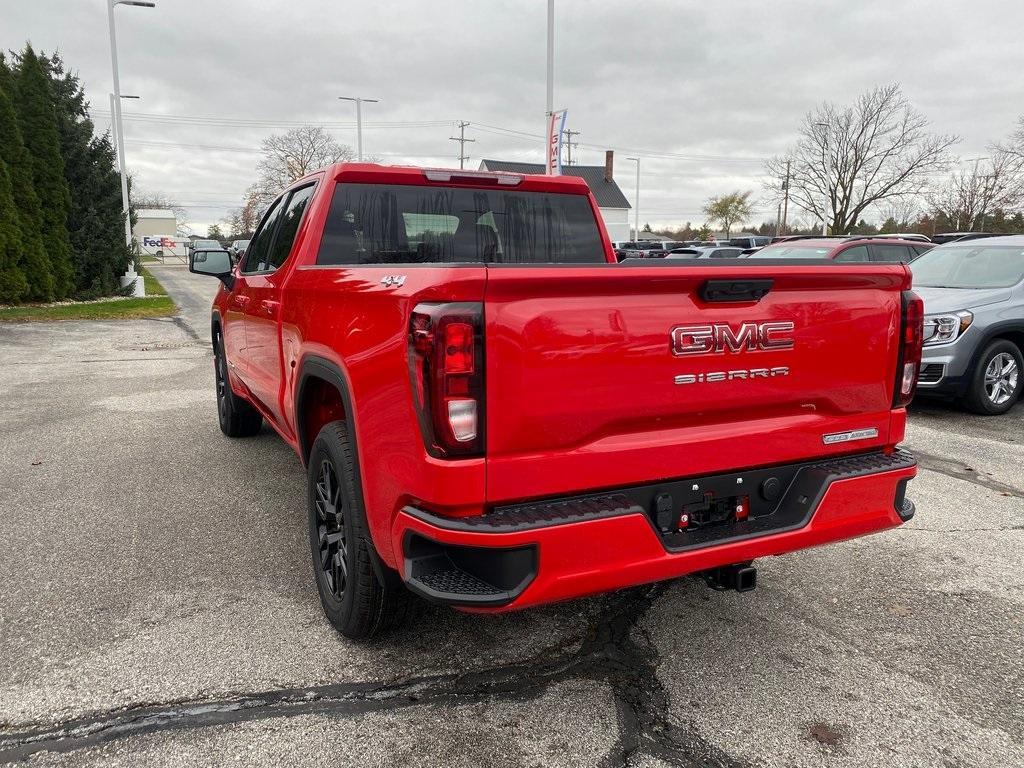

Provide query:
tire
left=962, top=340, right=1023, bottom=415
left=213, top=332, right=263, bottom=437
left=307, top=420, right=410, bottom=639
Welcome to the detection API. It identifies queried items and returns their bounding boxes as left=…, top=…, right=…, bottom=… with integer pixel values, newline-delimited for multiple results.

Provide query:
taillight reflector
left=409, top=303, right=485, bottom=457
left=894, top=290, right=924, bottom=407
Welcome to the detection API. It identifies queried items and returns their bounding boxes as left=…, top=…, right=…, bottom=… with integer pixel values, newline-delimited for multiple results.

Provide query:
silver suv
left=911, top=235, right=1024, bottom=414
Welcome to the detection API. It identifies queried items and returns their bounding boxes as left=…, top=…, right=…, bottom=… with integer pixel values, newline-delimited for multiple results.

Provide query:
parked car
left=911, top=235, right=1024, bottom=414
left=728, top=236, right=772, bottom=250
left=931, top=232, right=1003, bottom=245
left=746, top=237, right=932, bottom=263
left=873, top=233, right=932, bottom=243
left=229, top=239, right=251, bottom=260
left=189, top=238, right=222, bottom=255
left=617, top=241, right=666, bottom=258
left=665, top=246, right=745, bottom=259
left=189, top=162, right=920, bottom=639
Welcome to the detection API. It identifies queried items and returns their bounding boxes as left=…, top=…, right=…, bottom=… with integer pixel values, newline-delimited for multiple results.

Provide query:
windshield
left=195, top=240, right=219, bottom=248
left=747, top=244, right=832, bottom=259
left=911, top=244, right=1024, bottom=288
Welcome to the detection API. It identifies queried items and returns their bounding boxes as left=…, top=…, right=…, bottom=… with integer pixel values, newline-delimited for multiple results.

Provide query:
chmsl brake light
left=894, top=290, right=924, bottom=407
left=422, top=169, right=523, bottom=186
left=408, top=303, right=485, bottom=457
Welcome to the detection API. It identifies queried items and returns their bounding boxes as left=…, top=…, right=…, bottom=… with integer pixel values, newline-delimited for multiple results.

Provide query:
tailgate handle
left=700, top=279, right=774, bottom=303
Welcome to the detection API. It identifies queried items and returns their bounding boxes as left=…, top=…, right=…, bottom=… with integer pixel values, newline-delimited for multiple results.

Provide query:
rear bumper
left=392, top=450, right=917, bottom=611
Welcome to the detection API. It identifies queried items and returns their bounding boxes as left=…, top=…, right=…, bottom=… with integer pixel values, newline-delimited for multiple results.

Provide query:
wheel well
left=299, top=375, right=347, bottom=462
left=989, top=331, right=1024, bottom=357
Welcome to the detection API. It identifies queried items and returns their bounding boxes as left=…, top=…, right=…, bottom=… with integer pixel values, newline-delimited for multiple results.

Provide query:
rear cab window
left=316, top=183, right=605, bottom=265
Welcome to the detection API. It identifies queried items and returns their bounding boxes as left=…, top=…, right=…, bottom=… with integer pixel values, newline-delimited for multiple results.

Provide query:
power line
left=91, top=109, right=454, bottom=130
left=469, top=122, right=769, bottom=164
left=124, top=138, right=459, bottom=159
left=448, top=121, right=475, bottom=170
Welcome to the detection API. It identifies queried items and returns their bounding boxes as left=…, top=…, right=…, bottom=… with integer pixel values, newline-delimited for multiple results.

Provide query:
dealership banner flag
left=547, top=109, right=567, bottom=175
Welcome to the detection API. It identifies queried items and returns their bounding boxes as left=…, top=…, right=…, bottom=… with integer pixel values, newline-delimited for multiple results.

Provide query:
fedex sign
left=143, top=236, right=177, bottom=249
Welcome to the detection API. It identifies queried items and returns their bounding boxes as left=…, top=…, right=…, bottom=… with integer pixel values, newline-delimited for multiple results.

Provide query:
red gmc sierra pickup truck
left=190, top=163, right=922, bottom=639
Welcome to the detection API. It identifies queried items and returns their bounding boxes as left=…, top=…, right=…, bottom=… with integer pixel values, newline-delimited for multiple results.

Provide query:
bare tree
left=928, top=149, right=1024, bottom=230
left=1007, top=116, right=1024, bottom=161
left=764, top=84, right=957, bottom=235
left=878, top=197, right=922, bottom=231
left=254, top=126, right=354, bottom=197
left=223, top=186, right=266, bottom=238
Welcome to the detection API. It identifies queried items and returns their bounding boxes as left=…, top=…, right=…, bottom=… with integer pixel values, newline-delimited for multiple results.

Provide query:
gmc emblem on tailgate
left=670, top=321, right=795, bottom=356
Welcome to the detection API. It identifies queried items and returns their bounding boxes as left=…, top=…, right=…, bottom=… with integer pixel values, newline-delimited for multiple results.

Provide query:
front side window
left=267, top=184, right=317, bottom=270
left=911, top=245, right=1024, bottom=288
left=241, top=197, right=285, bottom=274
left=316, top=183, right=605, bottom=265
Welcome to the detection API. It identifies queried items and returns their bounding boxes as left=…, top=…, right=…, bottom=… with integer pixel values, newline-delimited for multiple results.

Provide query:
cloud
left=6, top=0, right=1023, bottom=231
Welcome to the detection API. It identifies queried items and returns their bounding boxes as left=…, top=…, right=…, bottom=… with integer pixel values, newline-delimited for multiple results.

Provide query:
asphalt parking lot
left=1, top=264, right=1021, bottom=767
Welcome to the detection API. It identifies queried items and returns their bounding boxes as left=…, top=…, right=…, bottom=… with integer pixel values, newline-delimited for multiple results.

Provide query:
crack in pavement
left=914, top=449, right=1024, bottom=499
left=0, top=584, right=743, bottom=767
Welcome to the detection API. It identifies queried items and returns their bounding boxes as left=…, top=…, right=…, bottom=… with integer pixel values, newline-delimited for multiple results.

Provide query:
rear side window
left=871, top=244, right=911, bottom=263
left=316, top=183, right=605, bottom=265
left=835, top=245, right=869, bottom=262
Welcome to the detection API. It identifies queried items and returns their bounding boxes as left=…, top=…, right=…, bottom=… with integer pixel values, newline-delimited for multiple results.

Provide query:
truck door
left=223, top=195, right=286, bottom=385
left=242, top=183, right=318, bottom=428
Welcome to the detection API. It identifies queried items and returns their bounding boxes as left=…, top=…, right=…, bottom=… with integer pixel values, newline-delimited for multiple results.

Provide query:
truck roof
left=298, top=162, right=594, bottom=196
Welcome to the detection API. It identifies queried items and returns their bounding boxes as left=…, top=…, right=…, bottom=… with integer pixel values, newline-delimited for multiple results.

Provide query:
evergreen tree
left=40, top=52, right=130, bottom=296
left=0, top=158, right=29, bottom=303
left=12, top=45, right=74, bottom=299
left=0, top=64, right=53, bottom=302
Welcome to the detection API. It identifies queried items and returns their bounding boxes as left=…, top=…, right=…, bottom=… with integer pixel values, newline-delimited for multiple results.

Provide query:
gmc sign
left=670, top=321, right=795, bottom=356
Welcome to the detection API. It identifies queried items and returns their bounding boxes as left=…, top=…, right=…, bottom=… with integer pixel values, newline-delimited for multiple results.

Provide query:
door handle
left=260, top=299, right=280, bottom=315
left=231, top=295, right=251, bottom=308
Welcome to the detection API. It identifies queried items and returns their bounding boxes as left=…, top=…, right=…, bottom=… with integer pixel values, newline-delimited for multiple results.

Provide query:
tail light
left=893, top=290, right=924, bottom=407
left=409, top=302, right=485, bottom=457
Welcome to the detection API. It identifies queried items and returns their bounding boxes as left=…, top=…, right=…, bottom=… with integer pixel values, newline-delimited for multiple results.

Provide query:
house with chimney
left=479, top=152, right=632, bottom=242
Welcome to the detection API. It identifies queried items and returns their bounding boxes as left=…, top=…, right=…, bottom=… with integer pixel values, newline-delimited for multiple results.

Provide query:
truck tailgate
left=483, top=263, right=910, bottom=503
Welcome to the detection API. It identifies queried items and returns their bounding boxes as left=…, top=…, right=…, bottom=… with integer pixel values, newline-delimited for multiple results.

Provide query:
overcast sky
left=5, top=0, right=1024, bottom=233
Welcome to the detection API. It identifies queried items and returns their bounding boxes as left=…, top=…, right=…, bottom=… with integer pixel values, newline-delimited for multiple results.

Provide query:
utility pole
left=627, top=157, right=640, bottom=240
left=562, top=128, right=580, bottom=166
left=449, top=121, right=475, bottom=170
left=780, top=159, right=791, bottom=234
left=545, top=0, right=554, bottom=163
left=107, top=0, right=155, bottom=296
left=338, top=96, right=380, bottom=161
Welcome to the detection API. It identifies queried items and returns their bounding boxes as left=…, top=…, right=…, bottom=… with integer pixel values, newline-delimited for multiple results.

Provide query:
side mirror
left=189, top=249, right=234, bottom=288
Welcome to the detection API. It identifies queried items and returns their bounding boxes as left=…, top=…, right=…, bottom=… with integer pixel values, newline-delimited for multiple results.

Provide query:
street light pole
left=814, top=121, right=830, bottom=235
left=627, top=157, right=640, bottom=240
left=966, top=156, right=991, bottom=231
left=106, top=0, right=154, bottom=295
left=338, top=97, right=379, bottom=161
left=546, top=0, right=554, bottom=160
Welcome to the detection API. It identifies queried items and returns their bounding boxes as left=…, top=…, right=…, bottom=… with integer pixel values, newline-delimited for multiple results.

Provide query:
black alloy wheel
left=314, top=458, right=347, bottom=600
left=215, top=341, right=230, bottom=425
